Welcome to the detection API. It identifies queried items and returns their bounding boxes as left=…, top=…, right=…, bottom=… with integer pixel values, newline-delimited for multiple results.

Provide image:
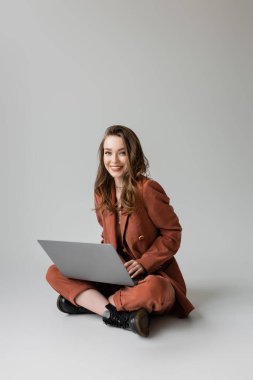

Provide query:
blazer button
left=123, top=248, right=127, bottom=252
left=138, top=235, right=144, bottom=241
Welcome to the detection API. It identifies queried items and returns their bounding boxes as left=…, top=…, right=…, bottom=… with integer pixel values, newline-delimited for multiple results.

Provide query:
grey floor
left=1, top=260, right=252, bottom=380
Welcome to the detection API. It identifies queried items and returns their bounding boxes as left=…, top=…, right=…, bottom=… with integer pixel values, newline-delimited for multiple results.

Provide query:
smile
left=110, top=166, right=123, bottom=171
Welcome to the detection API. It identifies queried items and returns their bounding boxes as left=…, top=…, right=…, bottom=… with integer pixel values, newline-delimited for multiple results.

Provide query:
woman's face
left=103, top=135, right=128, bottom=182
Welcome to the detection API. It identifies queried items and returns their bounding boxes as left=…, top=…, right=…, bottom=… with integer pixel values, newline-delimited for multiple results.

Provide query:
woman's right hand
left=124, top=260, right=146, bottom=279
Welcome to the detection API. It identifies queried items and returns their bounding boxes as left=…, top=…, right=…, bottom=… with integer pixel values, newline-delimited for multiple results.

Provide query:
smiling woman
left=46, top=125, right=194, bottom=337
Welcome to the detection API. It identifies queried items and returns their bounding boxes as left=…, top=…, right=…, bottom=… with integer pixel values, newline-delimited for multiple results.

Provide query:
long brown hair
left=94, top=125, right=150, bottom=215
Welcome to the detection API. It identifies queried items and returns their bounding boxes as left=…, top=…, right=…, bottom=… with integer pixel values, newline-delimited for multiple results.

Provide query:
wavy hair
left=94, top=125, right=150, bottom=215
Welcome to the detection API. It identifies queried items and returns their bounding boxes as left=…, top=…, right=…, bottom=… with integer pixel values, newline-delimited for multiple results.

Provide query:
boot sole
left=134, top=308, right=150, bottom=337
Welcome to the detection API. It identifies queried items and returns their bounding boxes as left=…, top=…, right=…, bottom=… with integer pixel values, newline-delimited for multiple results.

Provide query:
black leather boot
left=57, top=295, right=93, bottom=314
left=102, top=304, right=150, bottom=337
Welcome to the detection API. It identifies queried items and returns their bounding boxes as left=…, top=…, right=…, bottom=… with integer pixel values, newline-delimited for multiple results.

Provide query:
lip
left=110, top=166, right=123, bottom=171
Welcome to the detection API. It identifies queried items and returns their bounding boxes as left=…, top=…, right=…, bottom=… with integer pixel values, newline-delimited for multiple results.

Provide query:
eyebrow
left=103, top=148, right=126, bottom=151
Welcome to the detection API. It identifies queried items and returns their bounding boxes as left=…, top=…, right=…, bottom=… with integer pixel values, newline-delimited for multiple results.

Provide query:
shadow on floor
left=149, top=284, right=226, bottom=337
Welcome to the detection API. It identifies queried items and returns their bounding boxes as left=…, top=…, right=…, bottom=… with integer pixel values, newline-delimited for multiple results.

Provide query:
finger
left=131, top=268, right=142, bottom=278
left=127, top=263, right=140, bottom=274
left=128, top=267, right=138, bottom=275
left=131, top=265, right=145, bottom=277
left=129, top=265, right=141, bottom=275
left=125, top=262, right=137, bottom=272
left=124, top=260, right=134, bottom=268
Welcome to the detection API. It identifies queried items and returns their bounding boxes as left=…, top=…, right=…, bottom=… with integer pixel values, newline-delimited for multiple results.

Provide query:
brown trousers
left=46, top=264, right=175, bottom=314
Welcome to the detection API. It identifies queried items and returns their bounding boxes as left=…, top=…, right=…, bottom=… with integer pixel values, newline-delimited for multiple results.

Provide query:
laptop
left=38, top=240, right=136, bottom=286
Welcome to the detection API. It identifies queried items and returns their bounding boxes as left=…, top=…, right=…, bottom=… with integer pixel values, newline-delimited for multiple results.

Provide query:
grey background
left=1, top=1, right=252, bottom=379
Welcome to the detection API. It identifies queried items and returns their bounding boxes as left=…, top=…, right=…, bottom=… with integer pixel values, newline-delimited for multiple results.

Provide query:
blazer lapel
left=106, top=210, right=117, bottom=250
left=105, top=185, right=129, bottom=249
left=113, top=185, right=129, bottom=241
left=120, top=212, right=129, bottom=240
left=105, top=186, right=117, bottom=250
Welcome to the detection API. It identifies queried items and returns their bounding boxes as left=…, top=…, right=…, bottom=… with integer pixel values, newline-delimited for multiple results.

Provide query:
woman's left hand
left=124, top=260, right=146, bottom=279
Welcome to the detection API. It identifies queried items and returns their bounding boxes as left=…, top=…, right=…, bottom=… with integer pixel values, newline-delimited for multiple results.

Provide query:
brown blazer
left=94, top=178, right=194, bottom=318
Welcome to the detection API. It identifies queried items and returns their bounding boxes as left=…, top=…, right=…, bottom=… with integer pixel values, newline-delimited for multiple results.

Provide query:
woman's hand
left=124, top=260, right=146, bottom=279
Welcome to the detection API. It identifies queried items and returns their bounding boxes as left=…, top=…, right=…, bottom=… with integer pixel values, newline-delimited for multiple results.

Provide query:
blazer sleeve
left=136, top=180, right=182, bottom=273
left=94, top=193, right=104, bottom=244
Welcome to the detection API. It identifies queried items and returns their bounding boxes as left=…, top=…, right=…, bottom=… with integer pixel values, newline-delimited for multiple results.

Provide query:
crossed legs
left=46, top=264, right=175, bottom=316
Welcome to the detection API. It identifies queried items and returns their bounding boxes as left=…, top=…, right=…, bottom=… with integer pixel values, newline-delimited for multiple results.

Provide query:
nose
left=111, top=153, right=120, bottom=163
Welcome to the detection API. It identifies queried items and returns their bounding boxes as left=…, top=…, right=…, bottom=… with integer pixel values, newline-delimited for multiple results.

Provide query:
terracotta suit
left=46, top=179, right=194, bottom=318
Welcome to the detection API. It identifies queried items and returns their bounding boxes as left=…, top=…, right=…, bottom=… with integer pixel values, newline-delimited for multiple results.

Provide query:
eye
left=120, top=151, right=126, bottom=156
left=104, top=151, right=111, bottom=155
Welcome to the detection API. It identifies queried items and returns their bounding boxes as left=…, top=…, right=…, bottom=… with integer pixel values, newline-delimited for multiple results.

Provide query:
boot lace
left=104, top=305, right=130, bottom=329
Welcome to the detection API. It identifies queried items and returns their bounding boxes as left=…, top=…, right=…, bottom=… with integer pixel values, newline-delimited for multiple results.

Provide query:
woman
left=46, top=125, right=194, bottom=337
